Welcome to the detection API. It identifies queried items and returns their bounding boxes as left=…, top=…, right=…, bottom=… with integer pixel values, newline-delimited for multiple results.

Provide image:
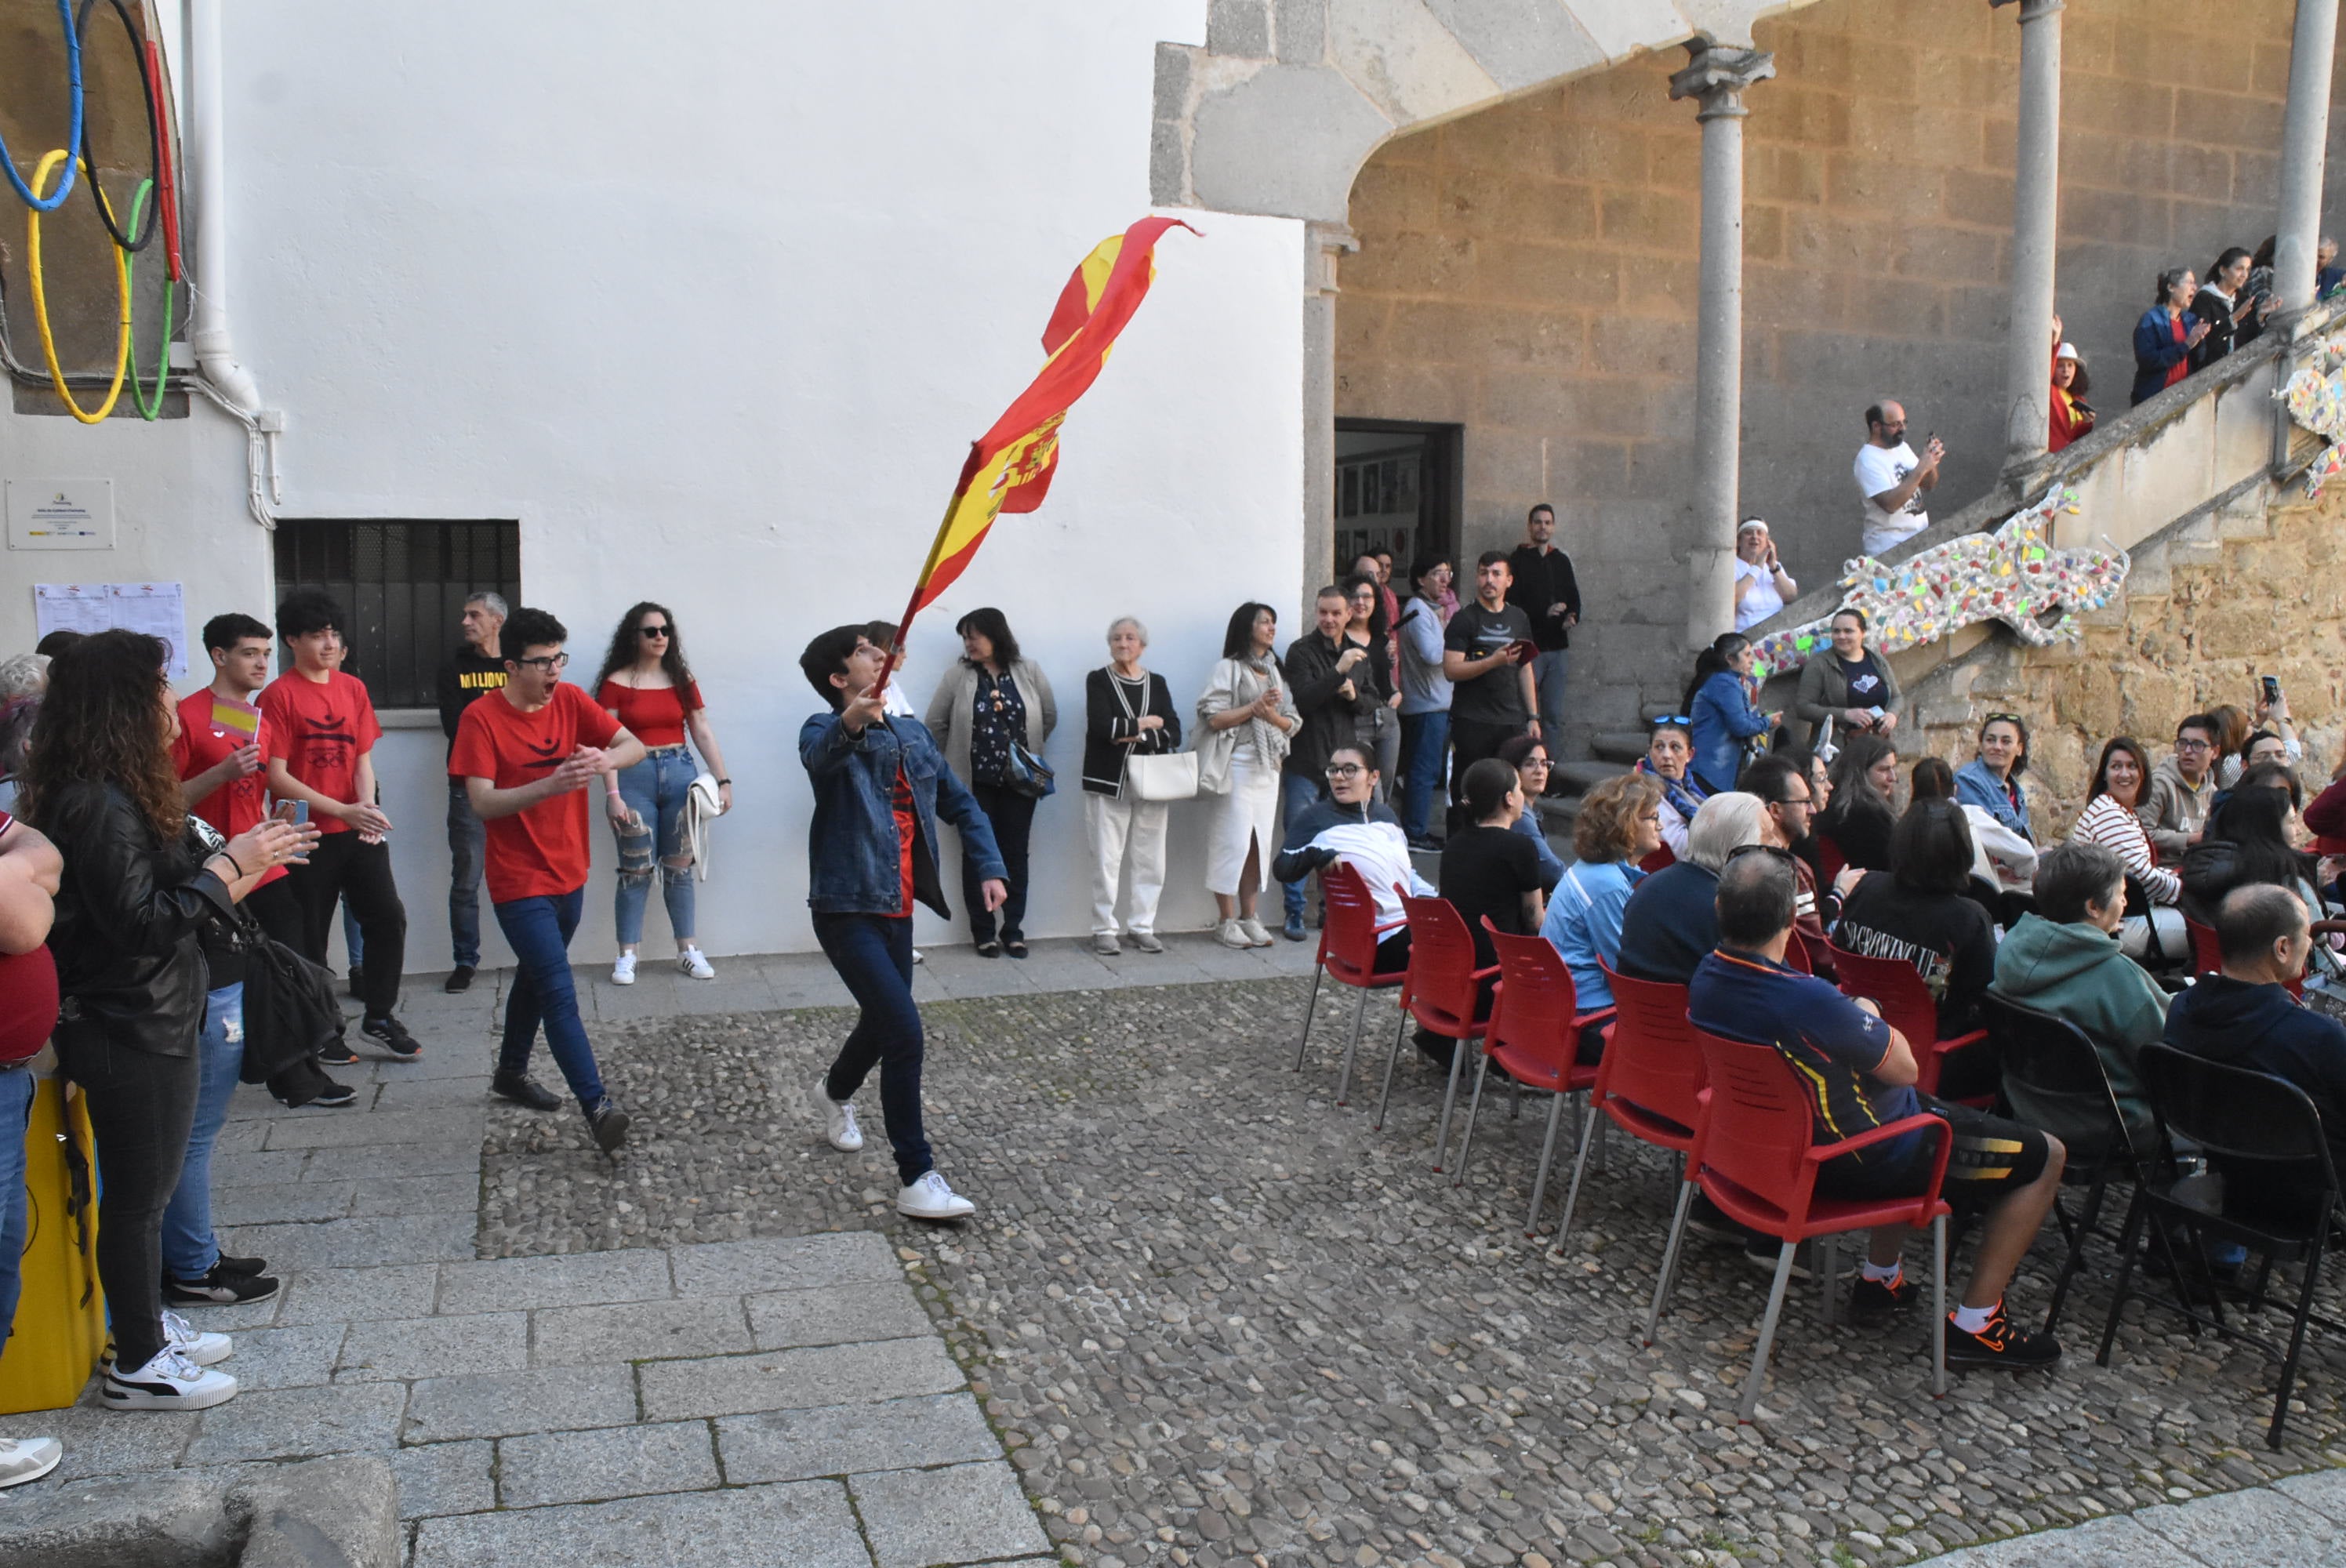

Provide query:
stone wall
left=1335, top=0, right=2346, bottom=754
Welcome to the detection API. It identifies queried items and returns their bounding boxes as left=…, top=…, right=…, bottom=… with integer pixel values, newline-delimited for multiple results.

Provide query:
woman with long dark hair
left=594, top=602, right=733, bottom=982
left=2072, top=735, right=2184, bottom=960
left=1197, top=602, right=1299, bottom=947
left=20, top=631, right=314, bottom=1411
left=1954, top=713, right=2033, bottom=841
left=1815, top=731, right=1900, bottom=872
left=2189, top=245, right=2271, bottom=372
left=927, top=606, right=1057, bottom=958
left=2184, top=785, right=2330, bottom=986
left=1682, top=632, right=1778, bottom=795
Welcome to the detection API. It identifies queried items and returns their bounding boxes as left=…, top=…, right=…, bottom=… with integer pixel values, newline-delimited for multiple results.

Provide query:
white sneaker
left=819, top=1080, right=864, bottom=1152
left=679, top=948, right=717, bottom=980
left=612, top=953, right=637, bottom=985
left=102, top=1346, right=238, bottom=1411
left=912, top=948, right=924, bottom=965
left=162, top=1308, right=232, bottom=1367
left=1239, top=917, right=1275, bottom=948
left=897, top=1171, right=976, bottom=1221
left=1215, top=919, right=1251, bottom=949
left=0, top=1436, right=61, bottom=1489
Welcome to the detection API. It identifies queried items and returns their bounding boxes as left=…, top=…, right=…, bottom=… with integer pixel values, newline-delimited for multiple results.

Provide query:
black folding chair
left=2095, top=1042, right=2346, bottom=1450
left=1983, top=994, right=2158, bottom=1336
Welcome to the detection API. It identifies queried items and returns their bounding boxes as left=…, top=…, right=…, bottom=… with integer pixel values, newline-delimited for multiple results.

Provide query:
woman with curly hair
left=1539, top=771, right=1664, bottom=1058
left=20, top=630, right=314, bottom=1412
left=594, top=602, right=732, bottom=983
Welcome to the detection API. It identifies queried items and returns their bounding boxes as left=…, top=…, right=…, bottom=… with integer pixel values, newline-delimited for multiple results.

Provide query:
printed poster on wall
left=34, top=582, right=189, bottom=677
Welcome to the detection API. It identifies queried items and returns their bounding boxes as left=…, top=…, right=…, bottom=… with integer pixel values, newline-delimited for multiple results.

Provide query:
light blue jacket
left=1954, top=757, right=2033, bottom=841
left=1538, top=858, right=1645, bottom=1014
left=1395, top=596, right=1452, bottom=715
left=1688, top=670, right=1770, bottom=794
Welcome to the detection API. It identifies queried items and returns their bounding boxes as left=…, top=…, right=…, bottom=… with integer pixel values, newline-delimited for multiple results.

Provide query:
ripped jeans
left=613, top=746, right=698, bottom=949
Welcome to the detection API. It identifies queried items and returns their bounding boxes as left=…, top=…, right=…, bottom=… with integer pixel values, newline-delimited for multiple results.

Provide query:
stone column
left=1669, top=40, right=1774, bottom=653
left=2274, top=0, right=2341, bottom=315
left=1996, top=0, right=2064, bottom=468
left=1301, top=220, right=1356, bottom=625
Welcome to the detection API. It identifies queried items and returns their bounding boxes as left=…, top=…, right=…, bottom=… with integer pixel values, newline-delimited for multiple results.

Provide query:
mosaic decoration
left=1747, top=485, right=2128, bottom=683
left=2278, top=328, right=2346, bottom=497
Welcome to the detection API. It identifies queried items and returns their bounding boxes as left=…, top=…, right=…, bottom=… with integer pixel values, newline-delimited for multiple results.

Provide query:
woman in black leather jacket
left=18, top=631, right=312, bottom=1409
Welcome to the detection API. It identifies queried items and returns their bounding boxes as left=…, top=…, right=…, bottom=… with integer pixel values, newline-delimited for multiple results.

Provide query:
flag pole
left=872, top=441, right=985, bottom=699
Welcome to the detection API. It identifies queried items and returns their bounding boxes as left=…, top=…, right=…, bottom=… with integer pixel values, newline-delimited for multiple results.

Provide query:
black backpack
left=234, top=909, right=349, bottom=1094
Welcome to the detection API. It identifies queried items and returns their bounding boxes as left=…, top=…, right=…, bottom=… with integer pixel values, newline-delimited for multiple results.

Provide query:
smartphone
left=278, top=798, right=312, bottom=863
left=2262, top=675, right=2282, bottom=706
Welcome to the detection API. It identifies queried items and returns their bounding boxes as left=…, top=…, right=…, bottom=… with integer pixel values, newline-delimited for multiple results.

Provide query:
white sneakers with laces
left=1215, top=919, right=1251, bottom=949
left=1238, top=917, right=1275, bottom=948
left=897, top=1171, right=976, bottom=1221
left=679, top=947, right=716, bottom=980
left=102, top=1345, right=238, bottom=1410
left=612, top=953, right=637, bottom=985
left=162, top=1308, right=233, bottom=1366
left=819, top=1080, right=864, bottom=1152
left=0, top=1436, right=61, bottom=1488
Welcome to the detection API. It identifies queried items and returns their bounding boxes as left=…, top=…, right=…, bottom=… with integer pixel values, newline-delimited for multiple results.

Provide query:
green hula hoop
left=125, top=178, right=172, bottom=420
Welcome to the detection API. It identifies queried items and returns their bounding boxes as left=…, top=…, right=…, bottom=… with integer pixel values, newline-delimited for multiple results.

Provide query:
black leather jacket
left=37, top=782, right=233, bottom=1058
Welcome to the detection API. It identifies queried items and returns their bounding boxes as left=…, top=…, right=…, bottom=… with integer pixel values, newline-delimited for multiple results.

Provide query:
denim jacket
left=799, top=710, right=1005, bottom=917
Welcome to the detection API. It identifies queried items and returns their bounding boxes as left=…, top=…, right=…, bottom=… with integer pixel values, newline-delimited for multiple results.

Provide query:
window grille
left=271, top=520, right=520, bottom=710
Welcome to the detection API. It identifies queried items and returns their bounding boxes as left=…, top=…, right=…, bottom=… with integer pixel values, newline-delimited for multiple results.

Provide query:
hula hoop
left=0, top=1, right=85, bottom=213
left=75, top=0, right=162, bottom=252
left=27, top=149, right=132, bottom=423
left=126, top=180, right=172, bottom=419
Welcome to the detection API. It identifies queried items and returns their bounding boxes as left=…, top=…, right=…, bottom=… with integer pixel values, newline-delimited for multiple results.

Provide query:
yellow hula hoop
left=27, top=147, right=131, bottom=424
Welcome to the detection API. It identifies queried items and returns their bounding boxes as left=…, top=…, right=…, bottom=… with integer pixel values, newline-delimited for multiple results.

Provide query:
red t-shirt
left=171, top=688, right=286, bottom=889
left=448, top=684, right=623, bottom=902
left=0, top=812, right=59, bottom=1063
left=258, top=670, right=383, bottom=835
left=892, top=766, right=916, bottom=918
left=594, top=678, right=703, bottom=749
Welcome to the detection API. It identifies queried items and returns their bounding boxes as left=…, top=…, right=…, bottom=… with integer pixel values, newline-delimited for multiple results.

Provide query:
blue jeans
left=343, top=904, right=363, bottom=969
left=1280, top=771, right=1324, bottom=923
left=448, top=779, right=486, bottom=967
left=162, top=983, right=245, bottom=1279
left=494, top=888, right=605, bottom=1111
left=1398, top=710, right=1450, bottom=840
left=813, top=913, right=930, bottom=1186
left=1531, top=648, right=1571, bottom=750
left=614, top=749, right=697, bottom=948
left=0, top=1068, right=32, bottom=1352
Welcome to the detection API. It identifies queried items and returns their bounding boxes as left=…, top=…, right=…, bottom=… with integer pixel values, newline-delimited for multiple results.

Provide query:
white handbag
left=1111, top=673, right=1198, bottom=800
left=681, top=771, right=725, bottom=882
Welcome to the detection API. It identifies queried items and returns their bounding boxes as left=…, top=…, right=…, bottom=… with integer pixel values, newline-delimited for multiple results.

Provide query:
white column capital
left=1306, top=221, right=1358, bottom=297
left=1991, top=0, right=2068, bottom=20
left=1669, top=40, right=1775, bottom=121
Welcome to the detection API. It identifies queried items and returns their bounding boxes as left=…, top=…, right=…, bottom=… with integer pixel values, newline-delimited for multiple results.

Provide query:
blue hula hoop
left=0, top=0, right=85, bottom=212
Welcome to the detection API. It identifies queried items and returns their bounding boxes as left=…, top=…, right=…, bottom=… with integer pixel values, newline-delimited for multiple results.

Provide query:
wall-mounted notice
left=6, top=479, right=115, bottom=550
left=34, top=582, right=187, bottom=677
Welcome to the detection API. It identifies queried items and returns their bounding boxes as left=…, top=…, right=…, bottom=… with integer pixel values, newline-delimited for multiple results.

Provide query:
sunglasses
left=1984, top=713, right=2023, bottom=728
left=1651, top=715, right=1691, bottom=728
left=1726, top=843, right=1798, bottom=866
left=639, top=624, right=672, bottom=639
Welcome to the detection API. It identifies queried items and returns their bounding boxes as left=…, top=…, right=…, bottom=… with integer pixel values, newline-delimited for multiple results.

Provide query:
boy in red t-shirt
left=175, top=614, right=301, bottom=947
left=451, top=607, right=645, bottom=1150
left=260, top=592, right=419, bottom=1061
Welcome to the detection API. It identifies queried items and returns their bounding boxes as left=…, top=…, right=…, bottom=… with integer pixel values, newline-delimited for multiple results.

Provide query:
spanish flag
left=902, top=216, right=1196, bottom=615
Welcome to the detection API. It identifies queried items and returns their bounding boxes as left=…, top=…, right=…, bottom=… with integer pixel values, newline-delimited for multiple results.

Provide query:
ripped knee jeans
left=613, top=746, right=699, bottom=946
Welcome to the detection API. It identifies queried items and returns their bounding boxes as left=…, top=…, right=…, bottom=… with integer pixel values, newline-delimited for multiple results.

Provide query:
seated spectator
left=1792, top=609, right=1902, bottom=752
left=1732, top=519, right=1796, bottom=633
left=1439, top=758, right=1546, bottom=973
left=1785, top=746, right=1833, bottom=886
left=1954, top=713, right=2034, bottom=842
left=1614, top=792, right=1768, bottom=985
left=2188, top=246, right=2270, bottom=372
left=1836, top=797, right=1998, bottom=1039
left=2308, top=758, right=2346, bottom=850
left=0, top=653, right=45, bottom=702
left=1495, top=732, right=1565, bottom=891
left=2048, top=342, right=2095, bottom=452
left=1272, top=743, right=1430, bottom=975
left=1910, top=756, right=1956, bottom=801
left=1991, top=843, right=2166, bottom=1151
left=2164, top=884, right=2346, bottom=1222
left=1538, top=772, right=1661, bottom=1057
left=1683, top=633, right=1778, bottom=796
left=2131, top=267, right=2209, bottom=406
left=2072, top=737, right=2186, bottom=961
left=1743, top=753, right=1847, bottom=975
left=2140, top=713, right=2218, bottom=863
left=1637, top=718, right=1708, bottom=857
left=1689, top=849, right=2065, bottom=1364
left=1854, top=401, right=1941, bottom=556
left=2182, top=781, right=2330, bottom=978
left=1815, top=732, right=1899, bottom=873
left=2238, top=727, right=2297, bottom=779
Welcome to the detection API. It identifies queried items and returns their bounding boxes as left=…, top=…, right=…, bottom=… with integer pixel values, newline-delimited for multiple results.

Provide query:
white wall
left=1, top=1, right=1314, bottom=970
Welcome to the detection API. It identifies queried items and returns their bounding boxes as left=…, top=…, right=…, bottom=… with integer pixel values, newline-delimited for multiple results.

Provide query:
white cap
left=2054, top=342, right=2080, bottom=361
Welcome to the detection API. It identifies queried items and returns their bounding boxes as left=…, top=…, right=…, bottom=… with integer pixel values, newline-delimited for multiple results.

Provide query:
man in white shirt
left=1854, top=401, right=1944, bottom=557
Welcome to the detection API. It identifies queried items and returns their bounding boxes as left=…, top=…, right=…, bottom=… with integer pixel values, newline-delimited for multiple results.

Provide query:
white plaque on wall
left=6, top=479, right=115, bottom=550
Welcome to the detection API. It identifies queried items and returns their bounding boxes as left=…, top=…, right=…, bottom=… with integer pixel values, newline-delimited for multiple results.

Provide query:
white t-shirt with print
left=1854, top=441, right=1930, bottom=555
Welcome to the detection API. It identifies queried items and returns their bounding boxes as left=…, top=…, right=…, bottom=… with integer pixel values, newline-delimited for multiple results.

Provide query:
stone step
left=1532, top=793, right=1582, bottom=828
left=1550, top=760, right=1630, bottom=796
left=1589, top=731, right=1650, bottom=764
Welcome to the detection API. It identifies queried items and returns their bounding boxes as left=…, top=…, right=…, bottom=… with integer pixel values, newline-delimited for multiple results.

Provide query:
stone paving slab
left=850, top=1460, right=1055, bottom=1568
left=274, top=1263, right=441, bottom=1325
left=336, top=1311, right=530, bottom=1383
left=668, top=1230, right=903, bottom=1296
left=221, top=1213, right=474, bottom=1269
left=383, top=1439, right=497, bottom=1522
left=306, top=1138, right=484, bottom=1181
left=434, top=1247, right=674, bottom=1315
left=747, top=1283, right=933, bottom=1350
left=496, top=1419, right=721, bottom=1508
left=262, top=1106, right=484, bottom=1150
left=183, top=1381, right=409, bottom=1465
left=401, top=1364, right=636, bottom=1443
left=528, top=1295, right=751, bottom=1367
left=409, top=1479, right=871, bottom=1568
left=715, top=1392, right=1000, bottom=1486
left=640, top=1339, right=967, bottom=1422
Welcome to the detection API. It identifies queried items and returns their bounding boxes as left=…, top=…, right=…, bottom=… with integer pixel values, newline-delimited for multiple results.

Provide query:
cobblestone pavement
left=469, top=948, right=2346, bottom=1568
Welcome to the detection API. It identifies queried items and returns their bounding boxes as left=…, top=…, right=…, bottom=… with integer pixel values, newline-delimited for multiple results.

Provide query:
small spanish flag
left=211, top=695, right=260, bottom=739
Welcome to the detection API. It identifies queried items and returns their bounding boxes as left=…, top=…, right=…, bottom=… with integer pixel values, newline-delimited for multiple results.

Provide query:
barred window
left=271, top=520, right=520, bottom=709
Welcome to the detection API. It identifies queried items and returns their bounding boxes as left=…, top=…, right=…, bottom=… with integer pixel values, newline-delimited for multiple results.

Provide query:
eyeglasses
left=2174, top=738, right=2213, bottom=752
left=639, top=625, right=671, bottom=639
left=1775, top=793, right=1814, bottom=808
left=1325, top=763, right=1366, bottom=779
left=514, top=652, right=569, bottom=670
left=1726, top=843, right=1798, bottom=866
left=1518, top=757, right=1551, bottom=771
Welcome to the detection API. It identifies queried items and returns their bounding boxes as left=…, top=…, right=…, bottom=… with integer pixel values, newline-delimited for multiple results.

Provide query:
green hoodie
left=1989, top=913, right=2169, bottom=1146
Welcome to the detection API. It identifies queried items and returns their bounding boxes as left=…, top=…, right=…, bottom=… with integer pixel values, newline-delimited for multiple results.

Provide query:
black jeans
left=52, top=1022, right=198, bottom=1372
left=282, top=832, right=406, bottom=1019
left=964, top=783, right=1036, bottom=944
left=244, top=875, right=306, bottom=950
left=813, top=913, right=930, bottom=1185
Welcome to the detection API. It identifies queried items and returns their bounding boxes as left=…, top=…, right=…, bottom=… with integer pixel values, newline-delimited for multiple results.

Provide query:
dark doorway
left=1334, top=419, right=1460, bottom=577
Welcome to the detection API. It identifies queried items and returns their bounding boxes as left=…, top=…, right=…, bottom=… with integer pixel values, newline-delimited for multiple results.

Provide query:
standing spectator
left=1854, top=401, right=1942, bottom=556
left=453, top=608, right=647, bottom=1145
left=2320, top=234, right=2344, bottom=299
left=798, top=624, right=1004, bottom=1220
left=1281, top=586, right=1373, bottom=942
left=2130, top=268, right=2210, bottom=406
left=434, top=591, right=508, bottom=995
left=1639, top=719, right=1709, bottom=857
left=2188, top=246, right=2271, bottom=372
left=174, top=615, right=300, bottom=952
left=1395, top=555, right=1454, bottom=849
left=594, top=603, right=733, bottom=983
left=1538, top=771, right=1662, bottom=1055
left=926, top=608, right=1055, bottom=959
left=23, top=630, right=317, bottom=1410
left=2139, top=713, right=2218, bottom=862
left=32, top=629, right=83, bottom=660
left=1731, top=519, right=1796, bottom=633
left=0, top=652, right=45, bottom=701
left=260, top=593, right=419, bottom=1062
left=1080, top=616, right=1180, bottom=956
left=2071, top=738, right=2185, bottom=960
left=1792, top=608, right=1902, bottom=751
left=1197, top=604, right=1300, bottom=949
left=1505, top=503, right=1582, bottom=757
left=1442, top=553, right=1539, bottom=829
left=1816, top=732, right=1901, bottom=873
left=1342, top=572, right=1402, bottom=801
left=1271, top=742, right=1430, bottom=975
left=0, top=808, right=62, bottom=1483
left=1351, top=550, right=1402, bottom=699
left=1495, top=732, right=1565, bottom=891
left=1835, top=799, right=1998, bottom=1039
left=1954, top=713, right=2034, bottom=842
left=2047, top=343, right=2095, bottom=453
left=1431, top=558, right=1461, bottom=624
left=1683, top=633, right=1778, bottom=796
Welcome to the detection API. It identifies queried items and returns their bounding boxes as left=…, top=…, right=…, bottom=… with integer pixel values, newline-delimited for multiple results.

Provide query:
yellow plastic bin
left=0, top=1072, right=106, bottom=1414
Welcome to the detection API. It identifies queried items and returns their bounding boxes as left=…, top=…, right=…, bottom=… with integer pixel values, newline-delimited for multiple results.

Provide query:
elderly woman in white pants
left=1080, top=618, right=1183, bottom=956
left=1196, top=603, right=1300, bottom=949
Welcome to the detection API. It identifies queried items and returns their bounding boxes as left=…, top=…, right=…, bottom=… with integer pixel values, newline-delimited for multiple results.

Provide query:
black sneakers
left=311, top=1077, right=358, bottom=1109
left=361, top=1016, right=422, bottom=1059
left=586, top=1099, right=632, bottom=1152
left=1848, top=1271, right=1921, bottom=1318
left=492, top=1069, right=561, bottom=1112
left=164, top=1260, right=281, bottom=1307
left=1945, top=1305, right=2062, bottom=1369
left=445, top=964, right=475, bottom=994
left=315, top=1034, right=359, bottom=1068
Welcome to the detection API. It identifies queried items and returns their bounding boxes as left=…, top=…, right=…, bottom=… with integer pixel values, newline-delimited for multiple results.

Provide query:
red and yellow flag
left=900, top=216, right=1196, bottom=617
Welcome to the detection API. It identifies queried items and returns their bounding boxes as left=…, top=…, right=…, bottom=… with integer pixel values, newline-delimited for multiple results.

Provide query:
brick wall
left=1335, top=0, right=2346, bottom=757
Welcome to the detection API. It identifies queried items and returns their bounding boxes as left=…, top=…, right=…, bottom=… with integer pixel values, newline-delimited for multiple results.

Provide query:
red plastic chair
left=1814, top=833, right=1848, bottom=884
left=1647, top=1026, right=1955, bottom=1421
left=1454, top=924, right=1613, bottom=1230
left=1373, top=894, right=1498, bottom=1172
left=2185, top=912, right=2304, bottom=998
left=1782, top=928, right=1814, bottom=976
left=1639, top=844, right=1676, bottom=875
left=1552, top=962, right=1705, bottom=1246
left=1291, top=862, right=1409, bottom=1105
left=1828, top=944, right=1995, bottom=1106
